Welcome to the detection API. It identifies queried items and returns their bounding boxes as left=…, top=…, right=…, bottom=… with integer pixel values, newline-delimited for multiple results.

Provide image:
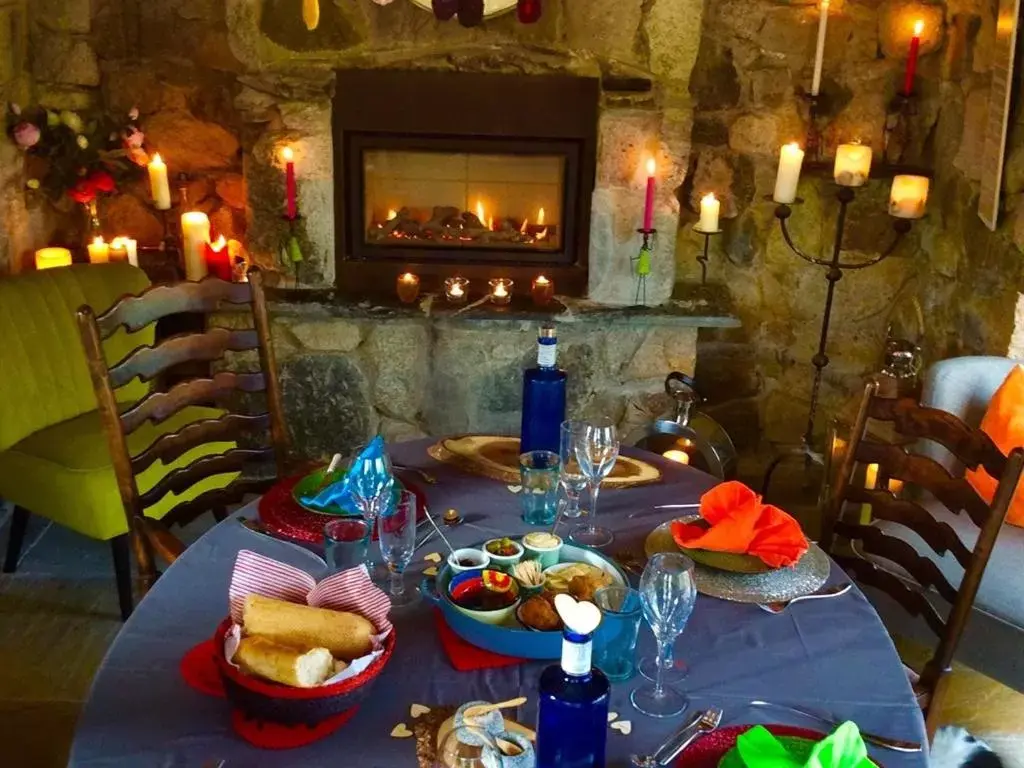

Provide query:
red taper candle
left=283, top=146, right=297, bottom=220
left=902, top=20, right=923, bottom=96
left=642, top=157, right=656, bottom=230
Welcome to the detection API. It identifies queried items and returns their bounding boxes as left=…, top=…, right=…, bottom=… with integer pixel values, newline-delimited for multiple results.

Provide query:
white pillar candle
left=861, top=462, right=879, bottom=521
left=834, top=143, right=872, bottom=187
left=888, top=175, right=929, bottom=219
left=110, top=237, right=139, bottom=267
left=35, top=247, right=72, bottom=270
left=811, top=0, right=830, bottom=96
left=697, top=193, right=721, bottom=232
left=87, top=237, right=110, bottom=264
left=148, top=154, right=172, bottom=211
left=773, top=143, right=805, bottom=204
left=180, top=211, right=211, bottom=280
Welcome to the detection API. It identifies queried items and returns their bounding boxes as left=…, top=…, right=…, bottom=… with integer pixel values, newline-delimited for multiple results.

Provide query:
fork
left=631, top=708, right=723, bottom=767
left=756, top=583, right=852, bottom=614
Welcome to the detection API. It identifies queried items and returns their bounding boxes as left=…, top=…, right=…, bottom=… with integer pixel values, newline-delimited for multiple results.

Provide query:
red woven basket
left=213, top=617, right=396, bottom=726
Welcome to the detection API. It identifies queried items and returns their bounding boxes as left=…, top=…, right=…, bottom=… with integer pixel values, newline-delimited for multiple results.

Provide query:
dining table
left=69, top=438, right=928, bottom=767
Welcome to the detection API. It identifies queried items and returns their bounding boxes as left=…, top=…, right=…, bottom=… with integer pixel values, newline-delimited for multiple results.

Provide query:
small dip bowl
left=448, top=569, right=521, bottom=625
left=447, top=548, right=491, bottom=575
left=521, top=532, right=563, bottom=569
left=484, top=537, right=524, bottom=573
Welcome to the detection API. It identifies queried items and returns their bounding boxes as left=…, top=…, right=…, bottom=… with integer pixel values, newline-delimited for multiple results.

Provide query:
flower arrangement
left=6, top=104, right=147, bottom=205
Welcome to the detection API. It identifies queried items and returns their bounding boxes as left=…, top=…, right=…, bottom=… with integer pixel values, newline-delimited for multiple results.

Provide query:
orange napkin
left=670, top=481, right=809, bottom=568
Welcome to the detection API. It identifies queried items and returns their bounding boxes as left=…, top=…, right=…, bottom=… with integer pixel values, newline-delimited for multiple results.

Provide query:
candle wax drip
left=517, top=0, right=542, bottom=23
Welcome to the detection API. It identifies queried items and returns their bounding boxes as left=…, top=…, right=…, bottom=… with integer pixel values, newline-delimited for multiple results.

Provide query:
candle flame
left=386, top=209, right=397, bottom=221
left=913, top=19, right=924, bottom=35
left=282, top=147, right=294, bottom=162
left=400, top=272, right=417, bottom=283
left=487, top=216, right=494, bottom=231
left=537, top=207, right=546, bottom=226
left=476, top=199, right=485, bottom=224
left=493, top=282, right=509, bottom=297
left=150, top=153, right=164, bottom=166
left=701, top=192, right=717, bottom=204
left=821, top=0, right=829, bottom=7
left=210, top=235, right=227, bottom=251
left=646, top=157, right=656, bottom=176
left=663, top=449, right=690, bottom=465
left=92, top=236, right=105, bottom=247
left=535, top=275, right=550, bottom=285
left=520, top=218, right=529, bottom=234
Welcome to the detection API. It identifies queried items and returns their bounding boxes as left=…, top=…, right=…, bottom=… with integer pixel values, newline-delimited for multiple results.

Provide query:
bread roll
left=242, top=594, right=375, bottom=660
left=234, top=636, right=334, bottom=688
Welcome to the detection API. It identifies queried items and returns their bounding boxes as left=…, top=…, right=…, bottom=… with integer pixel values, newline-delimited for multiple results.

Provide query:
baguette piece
left=235, top=636, right=334, bottom=688
left=242, top=594, right=375, bottom=661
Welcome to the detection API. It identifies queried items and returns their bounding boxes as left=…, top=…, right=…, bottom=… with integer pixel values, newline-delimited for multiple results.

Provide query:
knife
left=749, top=701, right=922, bottom=752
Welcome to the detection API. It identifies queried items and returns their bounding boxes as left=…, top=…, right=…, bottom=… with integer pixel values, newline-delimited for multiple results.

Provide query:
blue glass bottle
left=520, top=325, right=567, bottom=454
left=536, top=628, right=610, bottom=768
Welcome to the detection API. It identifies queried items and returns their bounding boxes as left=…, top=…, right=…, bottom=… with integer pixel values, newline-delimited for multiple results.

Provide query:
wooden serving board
left=429, top=435, right=662, bottom=488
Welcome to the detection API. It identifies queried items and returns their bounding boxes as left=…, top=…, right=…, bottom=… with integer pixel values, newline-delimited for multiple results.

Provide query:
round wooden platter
left=408, top=0, right=517, bottom=19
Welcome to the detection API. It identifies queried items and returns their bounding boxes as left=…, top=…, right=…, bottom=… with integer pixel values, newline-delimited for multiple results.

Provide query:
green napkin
left=736, top=723, right=873, bottom=768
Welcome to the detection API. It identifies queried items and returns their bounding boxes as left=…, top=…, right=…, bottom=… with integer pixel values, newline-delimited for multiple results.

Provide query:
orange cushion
left=966, top=364, right=1024, bottom=527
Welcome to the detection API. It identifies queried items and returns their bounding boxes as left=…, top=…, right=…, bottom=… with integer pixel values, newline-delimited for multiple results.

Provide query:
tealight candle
left=181, top=211, right=211, bottom=280
left=834, top=143, right=872, bottom=187
left=204, top=236, right=232, bottom=281
left=861, top=462, right=879, bottom=522
left=531, top=275, right=554, bottom=306
left=888, top=175, right=929, bottom=219
left=396, top=272, right=420, bottom=304
left=773, top=143, right=805, bottom=204
left=697, top=193, right=720, bottom=232
left=87, top=237, right=110, bottom=264
left=108, top=239, right=128, bottom=262
left=888, top=478, right=905, bottom=496
left=445, top=276, right=469, bottom=305
left=489, top=278, right=513, bottom=306
left=662, top=449, right=690, bottom=465
left=110, top=237, right=139, bottom=266
left=34, top=247, right=72, bottom=270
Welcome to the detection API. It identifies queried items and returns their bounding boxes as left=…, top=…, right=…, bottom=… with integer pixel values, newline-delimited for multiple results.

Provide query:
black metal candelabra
left=760, top=185, right=913, bottom=496
left=631, top=228, right=656, bottom=306
left=692, top=226, right=722, bottom=285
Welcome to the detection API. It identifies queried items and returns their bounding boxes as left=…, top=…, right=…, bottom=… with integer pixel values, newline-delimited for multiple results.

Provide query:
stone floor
left=2, top=507, right=1022, bottom=767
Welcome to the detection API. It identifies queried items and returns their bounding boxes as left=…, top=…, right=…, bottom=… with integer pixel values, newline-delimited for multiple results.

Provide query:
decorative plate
left=408, top=0, right=518, bottom=19
left=672, top=517, right=771, bottom=574
left=291, top=466, right=403, bottom=517
left=675, top=725, right=826, bottom=768
left=645, top=522, right=830, bottom=604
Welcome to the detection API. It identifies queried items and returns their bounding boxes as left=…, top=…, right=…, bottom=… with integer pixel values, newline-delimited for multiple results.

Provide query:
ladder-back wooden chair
left=76, top=268, right=290, bottom=613
left=823, top=379, right=1024, bottom=735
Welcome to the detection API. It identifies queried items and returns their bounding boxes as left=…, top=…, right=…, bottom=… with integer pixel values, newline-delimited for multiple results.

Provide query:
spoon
left=757, top=583, right=852, bottom=614
left=463, top=696, right=527, bottom=720
left=422, top=505, right=458, bottom=559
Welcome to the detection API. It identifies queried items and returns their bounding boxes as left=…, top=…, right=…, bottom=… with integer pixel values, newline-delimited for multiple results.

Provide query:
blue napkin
left=302, top=436, right=393, bottom=513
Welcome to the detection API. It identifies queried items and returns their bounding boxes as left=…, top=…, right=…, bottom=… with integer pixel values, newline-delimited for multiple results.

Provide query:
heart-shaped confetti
left=391, top=723, right=413, bottom=738
left=553, top=593, right=602, bottom=635
left=611, top=720, right=632, bottom=735
left=506, top=485, right=522, bottom=494
left=424, top=552, right=442, bottom=563
left=423, top=566, right=438, bottom=577
left=607, top=712, right=618, bottom=723
left=410, top=704, right=431, bottom=718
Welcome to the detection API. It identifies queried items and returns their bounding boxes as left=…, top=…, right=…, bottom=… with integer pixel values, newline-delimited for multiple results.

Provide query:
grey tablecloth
left=70, top=440, right=927, bottom=767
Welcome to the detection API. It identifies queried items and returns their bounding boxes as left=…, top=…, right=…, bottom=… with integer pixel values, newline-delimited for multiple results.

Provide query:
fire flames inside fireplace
left=363, top=149, right=564, bottom=252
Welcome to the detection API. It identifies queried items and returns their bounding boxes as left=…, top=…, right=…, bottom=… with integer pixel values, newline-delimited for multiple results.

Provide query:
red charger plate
left=676, top=725, right=826, bottom=768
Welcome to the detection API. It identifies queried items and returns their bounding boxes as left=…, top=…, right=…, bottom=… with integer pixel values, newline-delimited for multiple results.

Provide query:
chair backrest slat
left=120, top=371, right=266, bottom=435
left=131, top=412, right=272, bottom=474
left=108, top=328, right=259, bottom=389
left=137, top=446, right=274, bottom=510
left=842, top=556, right=948, bottom=637
left=164, top=476, right=273, bottom=527
left=96, top=278, right=253, bottom=336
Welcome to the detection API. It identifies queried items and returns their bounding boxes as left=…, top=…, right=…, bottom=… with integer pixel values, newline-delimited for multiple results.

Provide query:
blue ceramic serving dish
left=423, top=542, right=628, bottom=660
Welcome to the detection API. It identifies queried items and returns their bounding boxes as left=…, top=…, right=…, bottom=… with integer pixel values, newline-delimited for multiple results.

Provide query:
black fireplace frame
left=333, top=70, right=599, bottom=298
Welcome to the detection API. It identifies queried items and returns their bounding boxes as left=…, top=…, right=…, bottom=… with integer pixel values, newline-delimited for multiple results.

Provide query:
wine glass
left=377, top=490, right=418, bottom=608
left=569, top=417, right=619, bottom=548
left=630, top=553, right=697, bottom=718
left=349, top=443, right=395, bottom=527
left=638, top=643, right=688, bottom=683
left=558, top=421, right=589, bottom=520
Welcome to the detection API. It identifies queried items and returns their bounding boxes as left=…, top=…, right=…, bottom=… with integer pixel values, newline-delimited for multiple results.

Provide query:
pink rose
left=123, top=125, right=145, bottom=149
left=128, top=106, right=139, bottom=121
left=13, top=122, right=40, bottom=149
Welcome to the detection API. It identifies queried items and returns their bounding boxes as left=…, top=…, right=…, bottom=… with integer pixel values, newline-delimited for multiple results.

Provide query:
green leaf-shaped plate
left=644, top=519, right=773, bottom=574
left=718, top=735, right=817, bottom=768
left=291, top=467, right=403, bottom=517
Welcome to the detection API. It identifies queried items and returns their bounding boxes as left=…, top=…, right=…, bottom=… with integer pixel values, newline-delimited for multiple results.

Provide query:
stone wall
left=0, top=0, right=32, bottom=272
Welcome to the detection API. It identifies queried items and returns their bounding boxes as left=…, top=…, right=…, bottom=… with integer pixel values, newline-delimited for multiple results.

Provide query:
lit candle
left=34, top=247, right=72, bottom=270
left=833, top=143, right=873, bottom=187
left=282, top=147, right=297, bottom=220
left=773, top=143, right=805, bottom=204
left=108, top=239, right=128, bottom=262
left=663, top=449, right=690, bottom=465
left=811, top=0, right=830, bottom=96
left=204, top=236, right=232, bottom=281
left=888, top=175, right=929, bottom=219
left=445, top=277, right=468, bottom=304
left=531, top=274, right=555, bottom=306
left=148, top=153, right=171, bottom=211
left=396, top=272, right=420, bottom=304
left=489, top=278, right=513, bottom=306
left=697, top=193, right=720, bottom=232
left=642, top=158, right=656, bottom=230
left=903, top=20, right=924, bottom=96
left=861, top=462, right=879, bottom=522
left=888, top=478, right=905, bottom=496
left=87, top=237, right=110, bottom=264
left=180, top=211, right=211, bottom=280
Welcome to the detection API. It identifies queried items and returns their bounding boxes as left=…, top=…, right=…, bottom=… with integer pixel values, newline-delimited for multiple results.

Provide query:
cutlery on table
left=757, top=583, right=853, bottom=614
left=627, top=503, right=700, bottom=520
left=394, top=464, right=438, bottom=485
left=463, top=696, right=528, bottom=720
left=749, top=701, right=922, bottom=752
left=631, top=707, right=722, bottom=767
left=238, top=518, right=327, bottom=566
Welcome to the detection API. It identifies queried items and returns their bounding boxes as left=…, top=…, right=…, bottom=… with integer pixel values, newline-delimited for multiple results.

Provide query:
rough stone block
left=597, top=110, right=662, bottom=188
left=33, top=36, right=99, bottom=87
left=0, top=9, right=17, bottom=86
left=145, top=110, right=241, bottom=172
left=36, top=86, right=95, bottom=111
left=34, top=0, right=90, bottom=33
left=644, top=0, right=704, bottom=85
left=953, top=87, right=988, bottom=182
left=216, top=173, right=248, bottom=210
left=565, top=0, right=642, bottom=64
left=728, top=107, right=804, bottom=157
left=368, top=322, right=429, bottom=418
left=99, top=193, right=165, bottom=246
left=689, top=40, right=741, bottom=111
left=379, top=416, right=428, bottom=444
left=289, top=319, right=362, bottom=352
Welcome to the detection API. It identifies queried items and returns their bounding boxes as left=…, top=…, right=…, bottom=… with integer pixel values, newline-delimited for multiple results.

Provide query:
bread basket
left=213, top=618, right=396, bottom=726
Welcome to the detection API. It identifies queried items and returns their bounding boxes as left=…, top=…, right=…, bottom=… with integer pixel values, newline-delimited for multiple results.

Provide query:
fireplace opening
left=334, top=71, right=599, bottom=299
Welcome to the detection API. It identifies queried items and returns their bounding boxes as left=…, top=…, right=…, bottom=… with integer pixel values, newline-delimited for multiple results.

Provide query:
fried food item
left=242, top=594, right=375, bottom=661
left=543, top=563, right=614, bottom=595
left=519, top=594, right=563, bottom=631
left=568, top=574, right=599, bottom=602
left=234, top=636, right=334, bottom=688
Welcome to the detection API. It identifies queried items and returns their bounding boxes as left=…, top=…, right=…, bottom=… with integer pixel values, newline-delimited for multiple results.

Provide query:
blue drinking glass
left=593, top=586, right=643, bottom=682
left=519, top=450, right=560, bottom=526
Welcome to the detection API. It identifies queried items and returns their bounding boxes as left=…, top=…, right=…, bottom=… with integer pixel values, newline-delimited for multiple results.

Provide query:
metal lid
left=539, top=325, right=556, bottom=339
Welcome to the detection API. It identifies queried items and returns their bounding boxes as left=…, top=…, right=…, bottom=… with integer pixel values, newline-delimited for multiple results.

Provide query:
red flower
left=68, top=178, right=96, bottom=204
left=87, top=170, right=116, bottom=194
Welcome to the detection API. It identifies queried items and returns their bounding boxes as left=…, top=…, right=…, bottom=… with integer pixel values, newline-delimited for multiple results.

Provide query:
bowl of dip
left=521, top=532, right=563, bottom=569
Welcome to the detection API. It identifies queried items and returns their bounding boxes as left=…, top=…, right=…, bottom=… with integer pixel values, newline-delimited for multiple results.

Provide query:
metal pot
left=625, top=372, right=738, bottom=480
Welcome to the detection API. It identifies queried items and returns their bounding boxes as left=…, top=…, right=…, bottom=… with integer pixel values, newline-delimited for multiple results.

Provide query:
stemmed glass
left=377, top=489, right=418, bottom=608
left=349, top=445, right=395, bottom=528
left=638, top=644, right=687, bottom=683
left=559, top=421, right=589, bottom=520
left=631, top=553, right=697, bottom=718
left=569, top=417, right=619, bottom=548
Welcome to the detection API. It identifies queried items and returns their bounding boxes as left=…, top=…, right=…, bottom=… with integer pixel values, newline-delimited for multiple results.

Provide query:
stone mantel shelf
left=260, top=283, right=740, bottom=328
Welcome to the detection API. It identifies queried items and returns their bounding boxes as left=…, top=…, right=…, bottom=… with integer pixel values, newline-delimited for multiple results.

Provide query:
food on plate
left=519, top=594, right=563, bottom=631
left=568, top=574, right=599, bottom=602
left=242, top=594, right=375, bottom=661
left=451, top=571, right=519, bottom=611
left=486, top=537, right=521, bottom=557
left=523, top=532, right=561, bottom=550
left=512, top=559, right=545, bottom=587
left=543, top=562, right=613, bottom=596
left=234, top=635, right=335, bottom=688
left=458, top=557, right=480, bottom=567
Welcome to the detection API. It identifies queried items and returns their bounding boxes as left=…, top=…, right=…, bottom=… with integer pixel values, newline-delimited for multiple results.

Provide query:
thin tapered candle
left=642, top=157, right=656, bottom=230
left=282, top=147, right=297, bottom=220
left=903, top=20, right=923, bottom=96
left=811, top=0, right=830, bottom=96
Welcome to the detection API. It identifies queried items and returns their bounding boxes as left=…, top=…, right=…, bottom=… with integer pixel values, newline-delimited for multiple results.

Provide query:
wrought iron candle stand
left=282, top=214, right=304, bottom=286
left=760, top=185, right=913, bottom=496
left=631, top=227, right=656, bottom=306
left=692, top=226, right=722, bottom=285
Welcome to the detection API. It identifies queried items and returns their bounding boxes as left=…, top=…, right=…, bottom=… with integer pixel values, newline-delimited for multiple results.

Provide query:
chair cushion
left=0, top=405, right=239, bottom=541
left=965, top=364, right=1024, bottom=527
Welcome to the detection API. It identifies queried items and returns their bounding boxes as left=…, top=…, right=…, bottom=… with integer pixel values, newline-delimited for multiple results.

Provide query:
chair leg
left=211, top=505, right=228, bottom=523
left=3, top=506, right=30, bottom=574
left=110, top=534, right=134, bottom=621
